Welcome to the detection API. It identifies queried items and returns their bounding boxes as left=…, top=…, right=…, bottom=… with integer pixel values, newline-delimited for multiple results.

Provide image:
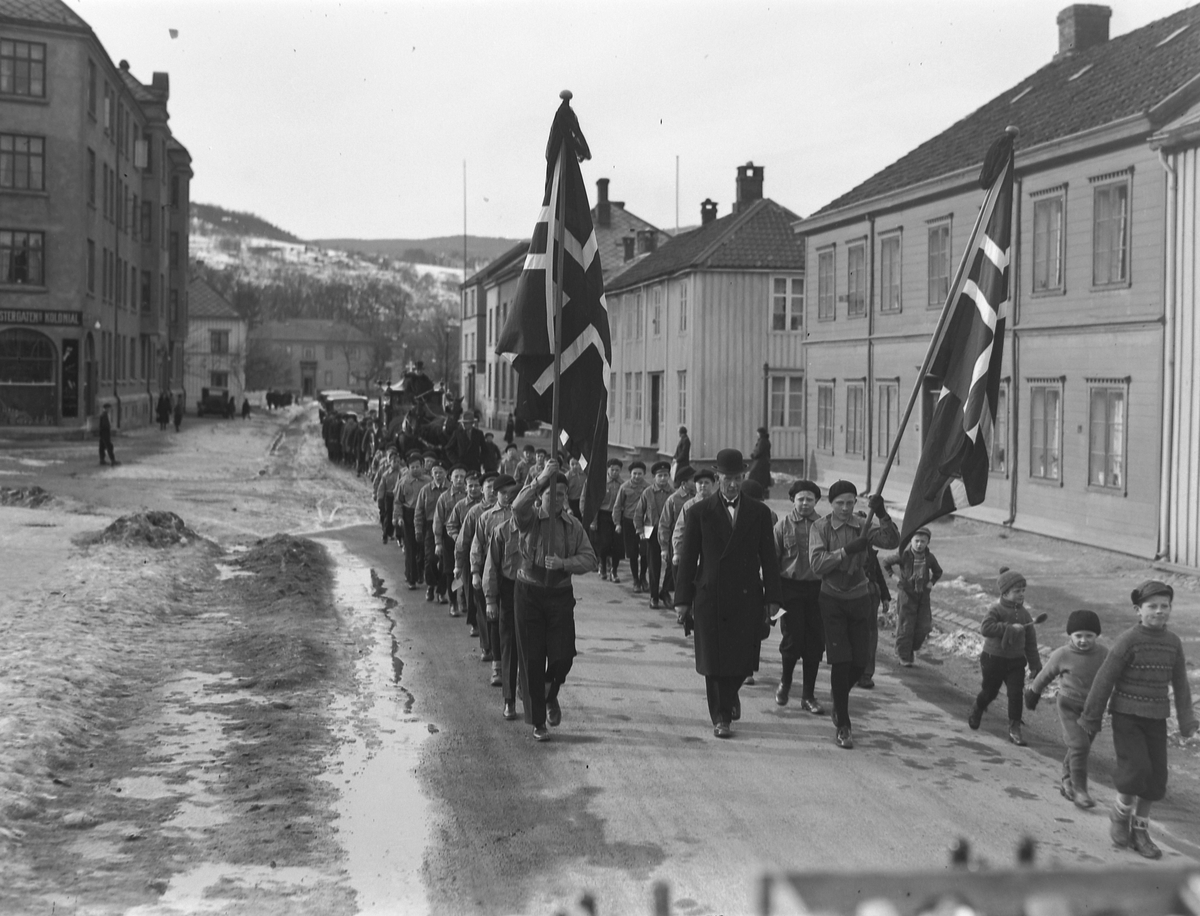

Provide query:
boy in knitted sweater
left=1025, top=610, right=1108, bottom=808
left=969, top=567, right=1042, bottom=746
left=1081, top=580, right=1197, bottom=859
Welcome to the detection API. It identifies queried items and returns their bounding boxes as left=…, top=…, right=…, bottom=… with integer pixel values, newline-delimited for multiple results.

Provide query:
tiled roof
left=117, top=67, right=156, bottom=104
left=251, top=319, right=374, bottom=345
left=464, top=241, right=529, bottom=289
left=0, top=0, right=89, bottom=29
left=592, top=202, right=667, bottom=282
left=606, top=198, right=803, bottom=292
left=814, top=4, right=1200, bottom=217
left=187, top=278, right=240, bottom=320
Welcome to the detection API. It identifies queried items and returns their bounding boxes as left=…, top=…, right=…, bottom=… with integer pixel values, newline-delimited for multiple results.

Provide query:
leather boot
left=1130, top=817, right=1162, bottom=859
left=967, top=704, right=982, bottom=730
left=1008, top=720, right=1026, bottom=746
left=1109, top=803, right=1132, bottom=848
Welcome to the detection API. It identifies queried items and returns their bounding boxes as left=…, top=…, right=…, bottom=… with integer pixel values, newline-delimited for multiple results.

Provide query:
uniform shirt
left=599, top=476, right=622, bottom=512
left=413, top=479, right=449, bottom=539
left=375, top=465, right=401, bottom=502
left=446, top=491, right=482, bottom=543
left=809, top=514, right=900, bottom=599
left=483, top=513, right=522, bottom=603
left=512, top=480, right=598, bottom=588
left=1081, top=625, right=1196, bottom=734
left=471, top=502, right=513, bottom=579
left=657, top=487, right=691, bottom=557
left=397, top=468, right=430, bottom=509
left=454, top=495, right=494, bottom=579
left=612, top=477, right=649, bottom=523
left=566, top=466, right=586, bottom=501
left=499, top=455, right=520, bottom=479
left=634, top=483, right=672, bottom=538
left=672, top=492, right=709, bottom=566
left=773, top=509, right=822, bottom=582
left=433, top=485, right=468, bottom=542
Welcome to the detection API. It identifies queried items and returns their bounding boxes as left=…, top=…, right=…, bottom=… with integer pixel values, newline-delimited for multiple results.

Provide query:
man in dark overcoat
left=674, top=448, right=783, bottom=738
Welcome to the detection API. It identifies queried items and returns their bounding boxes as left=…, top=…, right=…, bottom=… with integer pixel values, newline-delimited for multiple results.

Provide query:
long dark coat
left=748, top=434, right=771, bottom=489
left=674, top=492, right=783, bottom=677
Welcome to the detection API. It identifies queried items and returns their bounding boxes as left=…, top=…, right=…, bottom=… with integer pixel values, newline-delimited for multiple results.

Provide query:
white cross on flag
left=900, top=131, right=1015, bottom=546
left=495, top=96, right=612, bottom=524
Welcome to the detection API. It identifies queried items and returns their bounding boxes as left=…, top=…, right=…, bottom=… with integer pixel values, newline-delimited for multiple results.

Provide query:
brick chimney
left=151, top=71, right=170, bottom=100
left=596, top=178, right=611, bottom=228
left=733, top=162, right=764, bottom=213
left=701, top=199, right=718, bottom=226
left=636, top=229, right=657, bottom=255
left=1055, top=5, right=1111, bottom=59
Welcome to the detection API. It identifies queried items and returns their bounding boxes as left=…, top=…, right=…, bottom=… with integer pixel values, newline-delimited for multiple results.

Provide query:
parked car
left=197, top=387, right=234, bottom=418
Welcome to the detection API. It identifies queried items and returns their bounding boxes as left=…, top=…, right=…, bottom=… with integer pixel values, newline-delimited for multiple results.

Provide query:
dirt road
left=1, top=407, right=1197, bottom=916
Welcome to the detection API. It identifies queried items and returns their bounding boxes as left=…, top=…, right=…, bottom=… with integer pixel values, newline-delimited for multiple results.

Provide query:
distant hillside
left=314, top=235, right=524, bottom=270
left=191, top=203, right=301, bottom=243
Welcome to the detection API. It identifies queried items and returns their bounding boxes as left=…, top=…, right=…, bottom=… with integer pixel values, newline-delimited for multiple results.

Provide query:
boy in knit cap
left=1025, top=610, right=1108, bottom=808
left=1081, top=580, right=1197, bottom=859
left=969, top=567, right=1042, bottom=746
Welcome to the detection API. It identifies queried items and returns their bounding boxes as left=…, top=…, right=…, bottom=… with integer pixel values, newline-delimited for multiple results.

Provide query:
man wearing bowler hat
left=674, top=448, right=783, bottom=738
left=809, top=480, right=899, bottom=749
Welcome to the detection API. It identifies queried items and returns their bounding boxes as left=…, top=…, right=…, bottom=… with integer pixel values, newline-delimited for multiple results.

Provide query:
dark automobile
left=197, top=387, right=234, bottom=418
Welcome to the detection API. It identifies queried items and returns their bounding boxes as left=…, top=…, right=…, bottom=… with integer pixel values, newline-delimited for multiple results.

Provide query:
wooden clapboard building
left=794, top=3, right=1200, bottom=560
left=606, top=163, right=805, bottom=464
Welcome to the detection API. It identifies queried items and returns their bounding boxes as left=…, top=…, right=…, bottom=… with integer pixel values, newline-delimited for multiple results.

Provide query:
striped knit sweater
left=1080, top=624, right=1196, bottom=735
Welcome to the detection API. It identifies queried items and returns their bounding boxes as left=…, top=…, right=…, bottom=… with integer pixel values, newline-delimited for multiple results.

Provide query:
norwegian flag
left=495, top=95, right=611, bottom=526
left=900, top=131, right=1015, bottom=546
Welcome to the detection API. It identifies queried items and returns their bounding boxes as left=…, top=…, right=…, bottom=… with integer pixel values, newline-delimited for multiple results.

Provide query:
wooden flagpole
left=862, top=130, right=1016, bottom=530
left=549, top=91, right=572, bottom=540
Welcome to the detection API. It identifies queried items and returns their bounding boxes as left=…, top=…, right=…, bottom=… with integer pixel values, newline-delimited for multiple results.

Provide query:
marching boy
left=969, top=567, right=1042, bottom=746
left=1024, top=610, right=1108, bottom=808
left=1081, top=581, right=1197, bottom=859
left=883, top=526, right=943, bottom=668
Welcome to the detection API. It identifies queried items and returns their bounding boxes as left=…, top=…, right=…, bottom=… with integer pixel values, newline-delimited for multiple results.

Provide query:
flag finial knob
left=560, top=90, right=573, bottom=102
left=1005, top=125, right=1019, bottom=138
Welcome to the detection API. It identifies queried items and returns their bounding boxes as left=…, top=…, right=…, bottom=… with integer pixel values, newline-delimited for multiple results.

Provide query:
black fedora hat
left=714, top=448, right=746, bottom=475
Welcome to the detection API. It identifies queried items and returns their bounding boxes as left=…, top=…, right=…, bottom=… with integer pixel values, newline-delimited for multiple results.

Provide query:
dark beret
left=828, top=480, right=858, bottom=501
left=789, top=479, right=821, bottom=500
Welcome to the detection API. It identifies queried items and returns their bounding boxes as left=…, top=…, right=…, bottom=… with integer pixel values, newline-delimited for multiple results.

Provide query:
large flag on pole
left=495, top=94, right=611, bottom=526
left=899, top=131, right=1016, bottom=546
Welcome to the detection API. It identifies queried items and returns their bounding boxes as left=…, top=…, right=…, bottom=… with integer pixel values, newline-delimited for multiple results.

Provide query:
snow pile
left=91, top=510, right=199, bottom=549
left=0, top=485, right=53, bottom=508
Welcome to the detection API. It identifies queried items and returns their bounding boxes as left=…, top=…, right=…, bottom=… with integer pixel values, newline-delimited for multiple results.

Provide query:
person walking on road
left=510, top=459, right=598, bottom=741
left=479, top=474, right=523, bottom=720
left=414, top=462, right=450, bottom=603
left=634, top=461, right=673, bottom=609
left=773, top=480, right=825, bottom=714
left=613, top=460, right=649, bottom=592
left=172, top=397, right=183, bottom=432
left=593, top=458, right=624, bottom=582
left=98, top=404, right=118, bottom=466
left=884, top=527, right=943, bottom=667
left=671, top=425, right=691, bottom=483
left=433, top=465, right=469, bottom=615
left=452, top=471, right=493, bottom=647
left=241, top=397, right=251, bottom=420
left=395, top=451, right=429, bottom=589
left=674, top=449, right=782, bottom=739
left=809, top=480, right=899, bottom=749
left=656, top=465, right=696, bottom=603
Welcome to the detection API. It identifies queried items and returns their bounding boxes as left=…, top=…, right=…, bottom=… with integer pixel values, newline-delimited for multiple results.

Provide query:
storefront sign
left=0, top=309, right=83, bottom=327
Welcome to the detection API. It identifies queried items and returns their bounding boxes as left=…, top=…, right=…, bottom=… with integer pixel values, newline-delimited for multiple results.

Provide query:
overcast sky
left=74, top=0, right=1191, bottom=242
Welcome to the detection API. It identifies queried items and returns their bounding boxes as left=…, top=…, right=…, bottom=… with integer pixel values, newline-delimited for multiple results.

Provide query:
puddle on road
left=319, top=538, right=432, bottom=916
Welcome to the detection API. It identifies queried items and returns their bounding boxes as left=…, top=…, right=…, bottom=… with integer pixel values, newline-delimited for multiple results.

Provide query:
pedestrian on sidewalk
left=747, top=427, right=772, bottom=498
left=884, top=528, right=943, bottom=668
left=671, top=425, right=691, bottom=484
left=1025, top=610, right=1108, bottom=808
left=481, top=475, right=524, bottom=718
left=510, top=459, right=598, bottom=741
left=635, top=461, right=673, bottom=609
left=613, top=460, right=649, bottom=592
left=593, top=458, right=624, bottom=582
left=241, top=397, right=251, bottom=420
left=1081, top=581, right=1197, bottom=859
left=98, top=403, right=118, bottom=466
left=968, top=567, right=1042, bottom=746
left=156, top=391, right=170, bottom=430
left=172, top=397, right=183, bottom=432
left=809, top=481, right=899, bottom=749
left=674, top=449, right=782, bottom=739
left=772, top=480, right=826, bottom=715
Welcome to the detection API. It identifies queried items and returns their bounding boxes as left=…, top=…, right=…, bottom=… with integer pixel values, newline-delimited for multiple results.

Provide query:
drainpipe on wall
left=1155, top=149, right=1177, bottom=560
left=1004, top=177, right=1022, bottom=527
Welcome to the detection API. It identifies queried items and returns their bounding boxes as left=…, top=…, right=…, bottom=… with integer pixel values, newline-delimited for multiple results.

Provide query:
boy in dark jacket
left=969, top=567, right=1042, bottom=746
left=884, top=527, right=943, bottom=667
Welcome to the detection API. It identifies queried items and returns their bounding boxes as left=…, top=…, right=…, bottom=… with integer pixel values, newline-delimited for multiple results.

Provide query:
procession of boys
left=357, top=418, right=1196, bottom=863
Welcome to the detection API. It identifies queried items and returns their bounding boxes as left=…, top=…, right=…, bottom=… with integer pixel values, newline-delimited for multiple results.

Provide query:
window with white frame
left=1092, top=174, right=1130, bottom=287
left=0, top=40, right=46, bottom=98
left=817, top=248, right=835, bottom=320
left=990, top=382, right=1010, bottom=474
left=678, top=281, right=688, bottom=332
left=634, top=372, right=643, bottom=421
left=769, top=376, right=803, bottom=428
left=652, top=286, right=662, bottom=336
left=816, top=383, right=834, bottom=451
left=771, top=277, right=804, bottom=331
left=845, top=382, right=865, bottom=455
left=1087, top=378, right=1127, bottom=491
left=879, top=233, right=901, bottom=312
left=877, top=379, right=899, bottom=458
left=1032, top=189, right=1065, bottom=293
left=635, top=292, right=644, bottom=339
left=1029, top=379, right=1063, bottom=481
left=928, top=220, right=951, bottom=308
left=211, top=331, right=230, bottom=355
left=624, top=372, right=632, bottom=420
left=847, top=242, right=866, bottom=317
left=677, top=370, right=687, bottom=426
